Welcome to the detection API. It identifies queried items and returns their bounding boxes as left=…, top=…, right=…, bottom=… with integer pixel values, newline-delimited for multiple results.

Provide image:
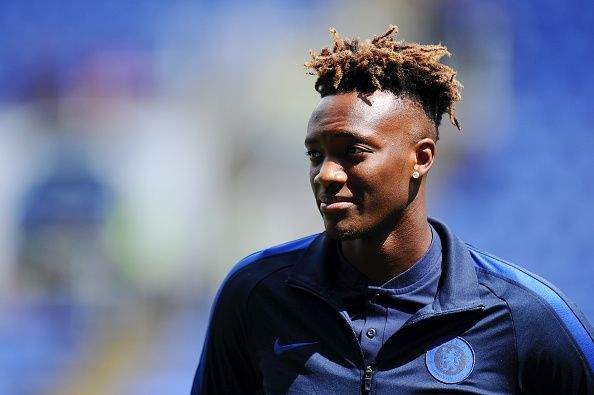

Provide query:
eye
left=305, top=150, right=323, bottom=161
left=345, top=145, right=369, bottom=155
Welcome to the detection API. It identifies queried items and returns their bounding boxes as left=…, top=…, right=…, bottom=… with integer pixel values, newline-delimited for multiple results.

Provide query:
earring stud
left=412, top=170, right=420, bottom=179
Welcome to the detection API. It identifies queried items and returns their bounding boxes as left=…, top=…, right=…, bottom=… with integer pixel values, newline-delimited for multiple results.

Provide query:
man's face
left=305, top=91, right=432, bottom=239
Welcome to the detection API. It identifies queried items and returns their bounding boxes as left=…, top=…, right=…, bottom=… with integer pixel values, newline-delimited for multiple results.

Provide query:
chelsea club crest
left=425, top=337, right=475, bottom=384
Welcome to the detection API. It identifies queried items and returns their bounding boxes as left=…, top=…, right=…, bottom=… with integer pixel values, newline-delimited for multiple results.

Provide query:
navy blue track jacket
left=192, top=219, right=594, bottom=394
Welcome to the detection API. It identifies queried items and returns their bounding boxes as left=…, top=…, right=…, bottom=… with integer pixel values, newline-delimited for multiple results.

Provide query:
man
left=191, top=26, right=593, bottom=394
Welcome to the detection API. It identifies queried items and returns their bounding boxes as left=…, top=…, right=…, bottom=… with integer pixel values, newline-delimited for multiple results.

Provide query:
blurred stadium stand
left=0, top=0, right=591, bottom=393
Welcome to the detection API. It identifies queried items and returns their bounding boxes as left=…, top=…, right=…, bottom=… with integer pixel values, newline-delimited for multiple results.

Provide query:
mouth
left=318, top=195, right=356, bottom=213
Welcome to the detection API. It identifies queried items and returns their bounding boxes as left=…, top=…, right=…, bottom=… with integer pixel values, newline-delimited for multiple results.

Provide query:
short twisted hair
left=305, top=25, right=463, bottom=135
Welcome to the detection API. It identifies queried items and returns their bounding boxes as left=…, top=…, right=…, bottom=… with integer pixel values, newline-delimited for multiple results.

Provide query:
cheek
left=364, top=158, right=410, bottom=197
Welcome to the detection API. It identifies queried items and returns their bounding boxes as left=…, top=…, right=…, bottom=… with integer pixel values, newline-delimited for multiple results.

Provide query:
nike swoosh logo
left=273, top=338, right=319, bottom=356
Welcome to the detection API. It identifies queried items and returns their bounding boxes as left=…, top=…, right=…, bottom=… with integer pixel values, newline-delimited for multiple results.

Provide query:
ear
left=412, top=138, right=436, bottom=178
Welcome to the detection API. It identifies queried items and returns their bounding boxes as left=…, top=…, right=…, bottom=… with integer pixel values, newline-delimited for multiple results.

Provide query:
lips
left=318, top=195, right=355, bottom=213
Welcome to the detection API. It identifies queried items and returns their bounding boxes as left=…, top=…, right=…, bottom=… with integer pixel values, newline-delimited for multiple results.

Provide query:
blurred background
left=0, top=0, right=592, bottom=393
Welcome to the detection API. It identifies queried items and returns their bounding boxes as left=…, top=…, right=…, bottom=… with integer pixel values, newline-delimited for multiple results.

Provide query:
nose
left=313, top=158, right=347, bottom=186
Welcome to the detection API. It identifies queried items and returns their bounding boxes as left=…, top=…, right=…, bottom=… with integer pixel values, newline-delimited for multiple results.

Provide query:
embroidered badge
left=425, top=337, right=475, bottom=384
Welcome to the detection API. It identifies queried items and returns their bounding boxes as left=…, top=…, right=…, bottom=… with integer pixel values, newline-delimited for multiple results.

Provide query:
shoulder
left=205, top=233, right=321, bottom=342
left=214, top=233, right=321, bottom=302
left=466, top=244, right=594, bottom=382
left=194, top=236, right=321, bottom=394
left=467, top=244, right=593, bottom=336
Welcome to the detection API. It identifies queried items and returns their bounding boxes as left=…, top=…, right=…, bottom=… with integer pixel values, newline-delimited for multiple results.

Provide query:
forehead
left=306, top=91, right=429, bottom=143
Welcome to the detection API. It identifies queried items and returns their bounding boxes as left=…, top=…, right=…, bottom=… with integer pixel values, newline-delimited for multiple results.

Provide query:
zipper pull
left=363, top=365, right=373, bottom=393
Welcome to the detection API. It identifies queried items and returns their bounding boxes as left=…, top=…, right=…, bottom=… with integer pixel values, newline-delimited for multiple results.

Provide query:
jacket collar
left=286, top=217, right=483, bottom=315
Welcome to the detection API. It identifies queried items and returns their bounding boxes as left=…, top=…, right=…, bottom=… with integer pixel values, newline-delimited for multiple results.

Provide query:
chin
left=323, top=214, right=399, bottom=241
left=323, top=221, right=367, bottom=240
left=326, top=229, right=361, bottom=240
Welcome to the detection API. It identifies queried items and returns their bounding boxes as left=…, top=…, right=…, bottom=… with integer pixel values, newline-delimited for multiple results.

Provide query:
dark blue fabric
left=469, top=246, right=594, bottom=372
left=192, top=218, right=594, bottom=394
left=192, top=234, right=319, bottom=393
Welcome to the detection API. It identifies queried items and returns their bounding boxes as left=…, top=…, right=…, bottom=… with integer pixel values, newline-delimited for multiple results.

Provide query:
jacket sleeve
left=513, top=287, right=594, bottom=394
left=191, top=266, right=262, bottom=394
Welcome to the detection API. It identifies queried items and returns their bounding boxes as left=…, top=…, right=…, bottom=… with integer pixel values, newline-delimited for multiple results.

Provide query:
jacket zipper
left=363, top=365, right=373, bottom=394
left=288, top=281, right=483, bottom=394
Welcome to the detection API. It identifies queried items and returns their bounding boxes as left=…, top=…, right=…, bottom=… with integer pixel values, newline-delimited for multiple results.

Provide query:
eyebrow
left=304, top=130, right=362, bottom=146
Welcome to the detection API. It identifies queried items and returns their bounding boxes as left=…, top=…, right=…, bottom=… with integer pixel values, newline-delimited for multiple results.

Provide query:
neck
left=340, top=200, right=432, bottom=284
